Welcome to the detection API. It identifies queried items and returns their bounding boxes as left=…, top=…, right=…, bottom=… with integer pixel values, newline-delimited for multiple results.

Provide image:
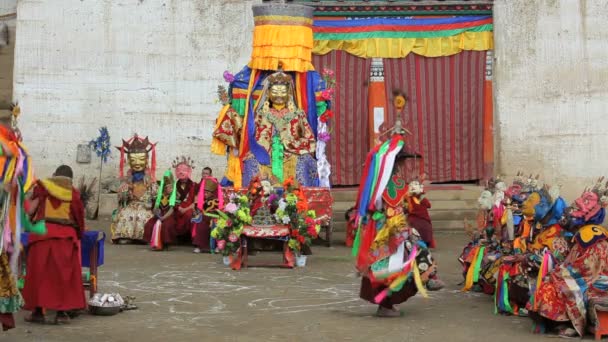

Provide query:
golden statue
left=111, top=134, right=158, bottom=244
left=213, top=68, right=317, bottom=187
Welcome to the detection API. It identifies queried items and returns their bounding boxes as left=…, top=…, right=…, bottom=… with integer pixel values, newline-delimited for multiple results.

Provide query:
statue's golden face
left=128, top=152, right=148, bottom=172
left=269, top=84, right=288, bottom=106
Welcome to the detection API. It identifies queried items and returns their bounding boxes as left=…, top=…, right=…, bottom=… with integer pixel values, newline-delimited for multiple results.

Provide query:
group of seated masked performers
left=109, top=134, right=220, bottom=252
left=459, top=173, right=608, bottom=338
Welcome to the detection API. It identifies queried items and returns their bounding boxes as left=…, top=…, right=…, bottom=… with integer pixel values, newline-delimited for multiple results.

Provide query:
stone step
left=99, top=193, right=117, bottom=216
left=330, top=207, right=477, bottom=220
left=428, top=199, right=478, bottom=210
left=330, top=219, right=467, bottom=232
left=330, top=186, right=483, bottom=202
left=429, top=209, right=479, bottom=221
left=423, top=219, right=467, bottom=231
left=331, top=199, right=478, bottom=212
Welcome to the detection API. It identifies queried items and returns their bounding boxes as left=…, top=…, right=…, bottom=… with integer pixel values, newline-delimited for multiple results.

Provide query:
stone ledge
left=99, top=193, right=117, bottom=216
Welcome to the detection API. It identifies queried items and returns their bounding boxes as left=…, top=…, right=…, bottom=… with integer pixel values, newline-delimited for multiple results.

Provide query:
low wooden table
left=240, top=225, right=294, bottom=268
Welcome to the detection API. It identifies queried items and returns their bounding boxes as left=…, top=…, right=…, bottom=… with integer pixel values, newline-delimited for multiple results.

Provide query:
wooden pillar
left=369, top=58, right=387, bottom=147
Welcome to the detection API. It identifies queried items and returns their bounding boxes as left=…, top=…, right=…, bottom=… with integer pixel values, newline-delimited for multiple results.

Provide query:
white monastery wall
left=493, top=0, right=608, bottom=200
left=13, top=0, right=260, bottom=184
left=0, top=0, right=16, bottom=106
left=14, top=0, right=608, bottom=204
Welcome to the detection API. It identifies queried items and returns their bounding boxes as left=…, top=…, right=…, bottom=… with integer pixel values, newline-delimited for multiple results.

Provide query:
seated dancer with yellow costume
left=111, top=135, right=158, bottom=244
left=352, top=131, right=443, bottom=318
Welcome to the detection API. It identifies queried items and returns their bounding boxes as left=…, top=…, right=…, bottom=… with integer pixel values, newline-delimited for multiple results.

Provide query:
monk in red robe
left=143, top=171, right=176, bottom=251
left=405, top=179, right=435, bottom=248
left=23, top=165, right=86, bottom=324
left=192, top=177, right=219, bottom=253
left=172, top=157, right=196, bottom=244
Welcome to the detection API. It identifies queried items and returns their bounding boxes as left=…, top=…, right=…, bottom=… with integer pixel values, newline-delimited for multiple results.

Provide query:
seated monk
left=22, top=165, right=87, bottom=324
left=172, top=156, right=197, bottom=244
left=143, top=171, right=177, bottom=251
left=192, top=177, right=220, bottom=253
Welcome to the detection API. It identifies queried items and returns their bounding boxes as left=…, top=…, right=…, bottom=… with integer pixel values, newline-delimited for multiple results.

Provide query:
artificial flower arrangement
left=208, top=194, right=252, bottom=257
left=317, top=68, right=336, bottom=141
left=88, top=126, right=111, bottom=218
left=272, top=178, right=322, bottom=254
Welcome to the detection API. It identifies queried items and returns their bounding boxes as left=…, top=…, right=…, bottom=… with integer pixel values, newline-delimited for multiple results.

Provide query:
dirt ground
left=3, top=217, right=569, bottom=342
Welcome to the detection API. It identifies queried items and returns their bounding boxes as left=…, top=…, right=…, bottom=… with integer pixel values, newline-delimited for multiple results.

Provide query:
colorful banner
left=313, top=16, right=493, bottom=58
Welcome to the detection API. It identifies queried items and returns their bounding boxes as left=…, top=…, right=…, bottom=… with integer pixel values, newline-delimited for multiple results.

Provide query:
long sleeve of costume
left=70, top=189, right=86, bottom=239
left=286, top=109, right=316, bottom=155
left=213, top=107, right=243, bottom=148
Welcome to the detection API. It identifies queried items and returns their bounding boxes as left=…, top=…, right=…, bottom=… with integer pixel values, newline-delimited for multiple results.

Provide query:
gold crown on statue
left=266, top=64, right=292, bottom=86
left=117, top=134, right=155, bottom=154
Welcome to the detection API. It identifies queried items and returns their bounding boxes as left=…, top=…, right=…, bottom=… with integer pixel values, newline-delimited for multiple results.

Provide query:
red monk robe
left=174, top=178, right=196, bottom=241
left=192, top=178, right=219, bottom=253
left=172, top=157, right=197, bottom=244
left=22, top=166, right=86, bottom=324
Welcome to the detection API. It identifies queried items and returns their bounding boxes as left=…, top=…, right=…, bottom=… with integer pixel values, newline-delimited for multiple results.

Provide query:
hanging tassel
left=196, top=178, right=207, bottom=211
left=506, top=208, right=514, bottom=240
left=374, top=287, right=390, bottom=304
left=356, top=220, right=376, bottom=270
left=150, top=144, right=157, bottom=182
left=19, top=145, right=35, bottom=192
left=533, top=250, right=550, bottom=311
left=9, top=184, right=21, bottom=275
left=169, top=175, right=177, bottom=206
left=351, top=222, right=362, bottom=257
left=119, top=146, right=125, bottom=179
left=462, top=246, right=480, bottom=291
left=271, top=135, right=284, bottom=183
left=494, top=270, right=502, bottom=314
left=472, top=246, right=485, bottom=283
left=217, top=184, right=224, bottom=210
left=500, top=270, right=513, bottom=314
left=225, top=152, right=242, bottom=189
left=17, top=176, right=45, bottom=235
left=239, top=69, right=257, bottom=158
left=154, top=170, right=168, bottom=209
left=412, top=259, right=428, bottom=298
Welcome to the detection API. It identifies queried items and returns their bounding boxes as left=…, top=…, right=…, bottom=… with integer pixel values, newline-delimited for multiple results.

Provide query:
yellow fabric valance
left=313, top=31, right=493, bottom=58
left=249, top=24, right=315, bottom=72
